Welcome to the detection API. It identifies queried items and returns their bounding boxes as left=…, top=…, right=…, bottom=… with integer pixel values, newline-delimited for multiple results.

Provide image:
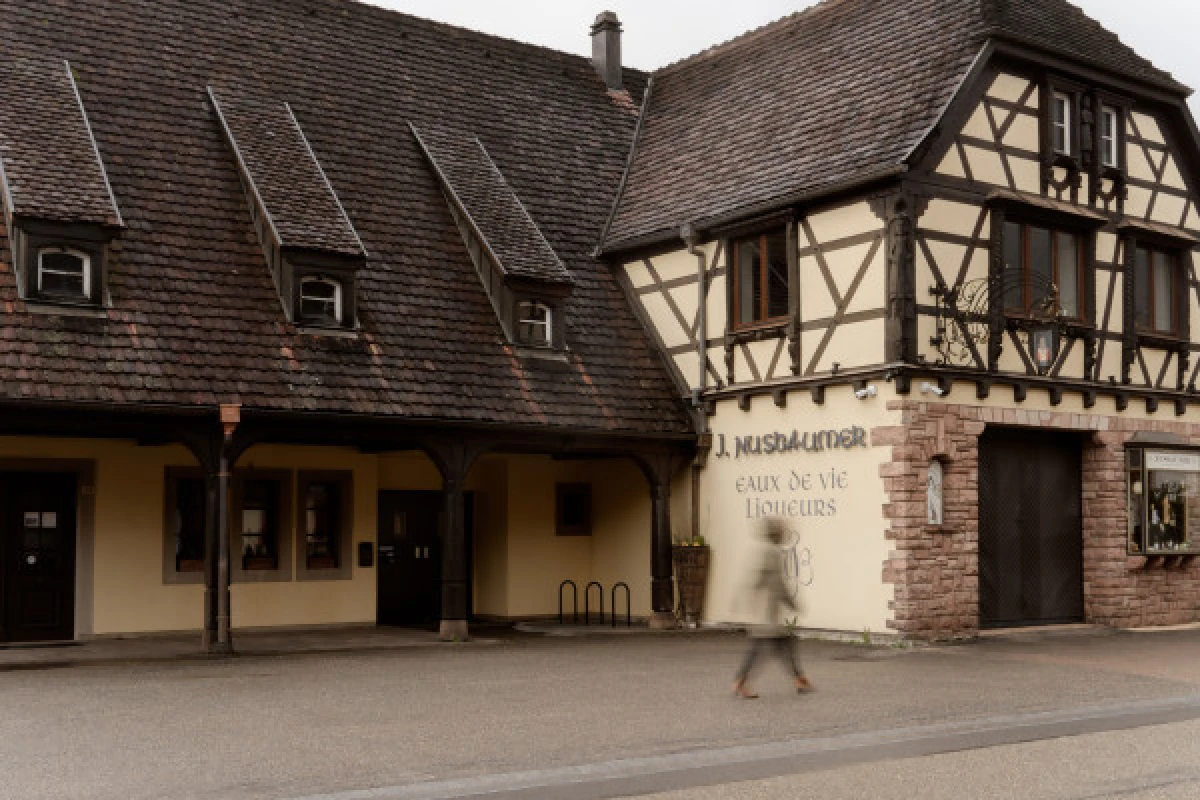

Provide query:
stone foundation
left=874, top=400, right=1200, bottom=641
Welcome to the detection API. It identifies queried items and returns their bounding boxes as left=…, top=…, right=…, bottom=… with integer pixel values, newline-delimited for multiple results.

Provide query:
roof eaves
left=984, top=27, right=1192, bottom=97
left=595, top=74, right=654, bottom=257
left=601, top=164, right=907, bottom=257
left=65, top=59, right=124, bottom=228
left=903, top=41, right=994, bottom=167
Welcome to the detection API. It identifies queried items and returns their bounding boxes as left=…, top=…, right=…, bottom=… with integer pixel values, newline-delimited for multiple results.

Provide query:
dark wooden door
left=979, top=431, right=1083, bottom=628
left=2, top=473, right=77, bottom=642
left=377, top=491, right=443, bottom=627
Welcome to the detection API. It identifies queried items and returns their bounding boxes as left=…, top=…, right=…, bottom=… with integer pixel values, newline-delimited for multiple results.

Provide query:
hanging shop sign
left=1146, top=451, right=1200, bottom=472
left=714, top=427, right=868, bottom=459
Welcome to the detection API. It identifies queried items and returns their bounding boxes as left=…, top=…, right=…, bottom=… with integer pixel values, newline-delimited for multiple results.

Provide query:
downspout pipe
left=682, top=223, right=707, bottom=546
left=682, top=223, right=707, bottom=423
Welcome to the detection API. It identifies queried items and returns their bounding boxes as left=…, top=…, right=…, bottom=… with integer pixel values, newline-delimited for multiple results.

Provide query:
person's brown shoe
left=795, top=677, right=814, bottom=693
left=732, top=679, right=759, bottom=699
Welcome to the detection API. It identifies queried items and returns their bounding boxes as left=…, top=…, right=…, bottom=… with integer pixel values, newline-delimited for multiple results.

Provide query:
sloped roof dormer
left=411, top=124, right=574, bottom=351
left=208, top=87, right=366, bottom=330
left=0, top=57, right=123, bottom=307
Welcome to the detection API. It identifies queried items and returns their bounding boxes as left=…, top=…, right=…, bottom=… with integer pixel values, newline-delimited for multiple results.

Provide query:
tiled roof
left=412, top=125, right=572, bottom=286
left=0, top=57, right=122, bottom=228
left=0, top=0, right=688, bottom=436
left=601, top=0, right=1188, bottom=252
left=983, top=0, right=1182, bottom=89
left=209, top=87, right=365, bottom=258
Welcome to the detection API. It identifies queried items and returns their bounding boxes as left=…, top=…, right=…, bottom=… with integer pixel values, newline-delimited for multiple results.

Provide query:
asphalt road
left=1, top=628, right=1198, bottom=799
left=632, top=718, right=1200, bottom=800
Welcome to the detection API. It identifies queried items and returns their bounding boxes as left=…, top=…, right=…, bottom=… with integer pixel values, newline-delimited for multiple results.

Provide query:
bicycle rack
left=584, top=581, right=604, bottom=625
left=558, top=580, right=578, bottom=624
left=611, top=582, right=631, bottom=628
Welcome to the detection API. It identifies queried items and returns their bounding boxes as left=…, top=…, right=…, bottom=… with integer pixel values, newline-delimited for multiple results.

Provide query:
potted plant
left=672, top=535, right=710, bottom=626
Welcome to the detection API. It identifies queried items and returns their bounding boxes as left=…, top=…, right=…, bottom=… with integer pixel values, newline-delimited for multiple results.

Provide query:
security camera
left=854, top=385, right=878, bottom=400
left=920, top=381, right=947, bottom=397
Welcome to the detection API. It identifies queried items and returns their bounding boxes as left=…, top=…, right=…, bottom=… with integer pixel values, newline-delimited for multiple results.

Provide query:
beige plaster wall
left=500, top=455, right=657, bottom=619
left=699, top=386, right=899, bottom=633
left=0, top=437, right=205, bottom=636
left=0, top=438, right=383, bottom=636
left=207, top=444, right=378, bottom=631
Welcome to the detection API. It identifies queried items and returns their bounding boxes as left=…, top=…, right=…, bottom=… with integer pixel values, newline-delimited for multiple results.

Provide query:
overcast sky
left=369, top=0, right=1200, bottom=115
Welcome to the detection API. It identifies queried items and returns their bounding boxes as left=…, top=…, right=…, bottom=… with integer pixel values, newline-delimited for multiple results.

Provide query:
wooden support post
left=425, top=437, right=483, bottom=642
left=648, top=460, right=677, bottom=630
left=439, top=473, right=469, bottom=642
left=202, top=405, right=240, bottom=655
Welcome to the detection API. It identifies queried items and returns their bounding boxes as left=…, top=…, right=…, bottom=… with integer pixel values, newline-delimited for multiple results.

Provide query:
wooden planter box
left=672, top=545, right=711, bottom=624
left=177, top=558, right=205, bottom=573
left=307, top=556, right=338, bottom=570
left=243, top=556, right=277, bottom=571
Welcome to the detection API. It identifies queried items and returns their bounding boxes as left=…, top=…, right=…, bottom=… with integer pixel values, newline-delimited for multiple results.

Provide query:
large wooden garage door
left=979, top=430, right=1084, bottom=628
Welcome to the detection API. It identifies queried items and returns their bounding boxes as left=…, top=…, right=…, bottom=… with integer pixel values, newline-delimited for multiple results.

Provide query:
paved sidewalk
left=0, top=626, right=497, bottom=670
left=0, top=627, right=1198, bottom=799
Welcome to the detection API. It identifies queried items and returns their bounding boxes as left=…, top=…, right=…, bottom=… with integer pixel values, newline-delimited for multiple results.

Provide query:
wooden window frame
left=1002, top=222, right=1087, bottom=322
left=730, top=228, right=790, bottom=331
left=515, top=300, right=553, bottom=347
left=298, top=276, right=344, bottom=327
left=162, top=467, right=207, bottom=586
left=555, top=483, right=592, bottom=537
left=1132, top=242, right=1183, bottom=338
left=295, top=470, right=354, bottom=581
left=36, top=247, right=92, bottom=301
left=230, top=469, right=293, bottom=583
left=1099, top=106, right=1121, bottom=169
left=1052, top=92, right=1073, bottom=157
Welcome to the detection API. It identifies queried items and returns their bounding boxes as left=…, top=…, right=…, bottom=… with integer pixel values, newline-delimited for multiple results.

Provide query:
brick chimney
left=591, top=11, right=623, bottom=90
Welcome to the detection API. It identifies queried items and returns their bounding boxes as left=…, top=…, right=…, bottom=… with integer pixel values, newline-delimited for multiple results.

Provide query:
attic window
left=1100, top=107, right=1120, bottom=168
left=299, top=277, right=344, bottom=326
left=37, top=247, right=91, bottom=300
left=516, top=301, right=552, bottom=347
left=1052, top=93, right=1072, bottom=156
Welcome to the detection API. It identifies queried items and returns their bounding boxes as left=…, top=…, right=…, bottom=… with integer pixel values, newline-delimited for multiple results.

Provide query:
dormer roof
left=411, top=124, right=572, bottom=287
left=208, top=87, right=365, bottom=259
left=0, top=57, right=122, bottom=228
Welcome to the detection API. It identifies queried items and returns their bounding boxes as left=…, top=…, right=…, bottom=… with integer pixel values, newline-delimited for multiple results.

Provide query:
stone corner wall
left=873, top=401, right=1200, bottom=641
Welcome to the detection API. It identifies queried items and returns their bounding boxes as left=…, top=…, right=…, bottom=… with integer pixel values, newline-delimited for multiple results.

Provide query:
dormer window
left=299, top=276, right=344, bottom=327
left=1052, top=93, right=1072, bottom=156
left=1100, top=107, right=1120, bottom=168
left=516, top=301, right=552, bottom=347
left=36, top=247, right=91, bottom=300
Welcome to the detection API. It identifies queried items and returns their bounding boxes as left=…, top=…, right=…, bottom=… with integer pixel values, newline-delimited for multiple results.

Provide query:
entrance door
left=979, top=430, right=1083, bottom=628
left=1, top=473, right=77, bottom=642
left=377, top=491, right=444, bottom=627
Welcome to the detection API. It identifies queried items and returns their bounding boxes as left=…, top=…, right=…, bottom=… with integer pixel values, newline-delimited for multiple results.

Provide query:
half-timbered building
left=7, top=0, right=1200, bottom=648
left=603, top=0, right=1200, bottom=638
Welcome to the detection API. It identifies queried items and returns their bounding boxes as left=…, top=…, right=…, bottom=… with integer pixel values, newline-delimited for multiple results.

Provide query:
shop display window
left=1127, top=448, right=1200, bottom=555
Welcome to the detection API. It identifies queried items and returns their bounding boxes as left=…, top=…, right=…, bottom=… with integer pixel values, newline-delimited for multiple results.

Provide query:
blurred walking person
left=732, top=518, right=812, bottom=698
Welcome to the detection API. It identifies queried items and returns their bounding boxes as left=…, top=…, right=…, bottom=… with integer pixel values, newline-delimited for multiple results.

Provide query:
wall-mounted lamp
left=920, top=381, right=947, bottom=397
left=854, top=385, right=878, bottom=400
